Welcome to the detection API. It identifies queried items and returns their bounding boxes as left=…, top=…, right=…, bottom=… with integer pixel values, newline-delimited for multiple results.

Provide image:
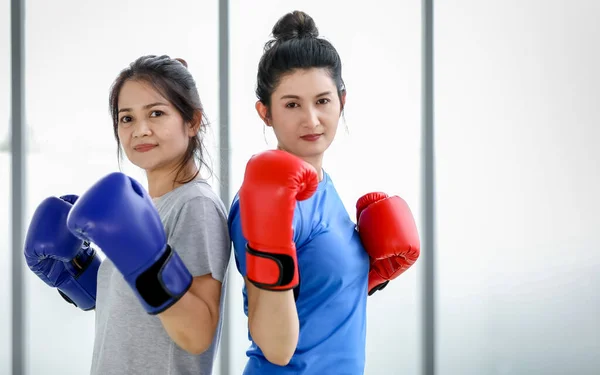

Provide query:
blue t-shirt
left=228, top=171, right=369, bottom=375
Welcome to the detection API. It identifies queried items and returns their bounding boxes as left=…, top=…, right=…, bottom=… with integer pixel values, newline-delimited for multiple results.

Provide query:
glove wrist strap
left=133, top=245, right=193, bottom=315
left=246, top=244, right=298, bottom=291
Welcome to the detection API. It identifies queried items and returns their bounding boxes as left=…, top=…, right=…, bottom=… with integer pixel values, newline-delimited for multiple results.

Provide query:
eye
left=317, top=98, right=331, bottom=105
left=150, top=110, right=164, bottom=117
left=119, top=115, right=132, bottom=124
left=286, top=102, right=299, bottom=108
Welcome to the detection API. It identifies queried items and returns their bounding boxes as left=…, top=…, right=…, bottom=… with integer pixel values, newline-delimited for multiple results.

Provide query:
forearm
left=249, top=284, right=299, bottom=366
left=158, top=280, right=218, bottom=355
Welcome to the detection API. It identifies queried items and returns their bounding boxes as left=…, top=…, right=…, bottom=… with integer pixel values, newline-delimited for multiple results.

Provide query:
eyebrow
left=280, top=91, right=332, bottom=100
left=118, top=102, right=169, bottom=114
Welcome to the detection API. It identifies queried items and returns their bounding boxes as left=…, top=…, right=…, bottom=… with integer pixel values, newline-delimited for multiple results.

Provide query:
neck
left=146, top=160, right=198, bottom=198
left=304, top=155, right=324, bottom=181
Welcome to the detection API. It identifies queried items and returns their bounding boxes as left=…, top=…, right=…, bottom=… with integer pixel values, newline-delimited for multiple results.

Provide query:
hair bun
left=174, top=58, right=188, bottom=68
left=272, top=10, right=319, bottom=41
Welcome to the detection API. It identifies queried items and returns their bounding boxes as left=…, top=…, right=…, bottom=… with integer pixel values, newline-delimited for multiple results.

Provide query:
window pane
left=229, top=2, right=422, bottom=374
left=436, top=1, right=600, bottom=374
left=1, top=0, right=11, bottom=372
left=24, top=1, right=219, bottom=373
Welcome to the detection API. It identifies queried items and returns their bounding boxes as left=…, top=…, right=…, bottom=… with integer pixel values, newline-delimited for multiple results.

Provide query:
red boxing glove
left=240, top=150, right=319, bottom=291
left=356, top=192, right=420, bottom=295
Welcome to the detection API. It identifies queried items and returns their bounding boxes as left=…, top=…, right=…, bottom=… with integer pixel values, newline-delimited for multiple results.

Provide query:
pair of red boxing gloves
left=240, top=150, right=420, bottom=295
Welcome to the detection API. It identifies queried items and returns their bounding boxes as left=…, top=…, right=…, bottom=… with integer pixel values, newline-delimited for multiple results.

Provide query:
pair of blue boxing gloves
left=24, top=173, right=192, bottom=314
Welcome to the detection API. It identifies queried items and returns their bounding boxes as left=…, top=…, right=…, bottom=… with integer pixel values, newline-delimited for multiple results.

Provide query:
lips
left=133, top=144, right=157, bottom=152
left=300, top=134, right=322, bottom=141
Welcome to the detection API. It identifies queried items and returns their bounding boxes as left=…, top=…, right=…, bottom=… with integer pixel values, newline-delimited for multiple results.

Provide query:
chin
left=298, top=143, right=330, bottom=158
left=295, top=148, right=326, bottom=161
left=129, top=157, right=159, bottom=172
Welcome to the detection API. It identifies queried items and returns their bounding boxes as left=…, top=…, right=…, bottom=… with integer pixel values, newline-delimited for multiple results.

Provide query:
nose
left=302, top=106, right=320, bottom=130
left=132, top=118, right=151, bottom=138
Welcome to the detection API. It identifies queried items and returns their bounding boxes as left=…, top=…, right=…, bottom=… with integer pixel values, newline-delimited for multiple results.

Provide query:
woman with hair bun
left=228, top=10, right=420, bottom=375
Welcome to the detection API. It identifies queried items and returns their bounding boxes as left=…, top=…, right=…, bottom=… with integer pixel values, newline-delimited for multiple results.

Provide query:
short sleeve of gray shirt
left=157, top=181, right=230, bottom=282
left=90, top=180, right=231, bottom=375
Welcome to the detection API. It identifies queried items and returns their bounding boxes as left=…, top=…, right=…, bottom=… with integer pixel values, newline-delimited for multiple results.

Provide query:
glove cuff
left=246, top=244, right=298, bottom=291
left=133, top=245, right=193, bottom=315
left=57, top=249, right=101, bottom=311
left=368, top=269, right=390, bottom=296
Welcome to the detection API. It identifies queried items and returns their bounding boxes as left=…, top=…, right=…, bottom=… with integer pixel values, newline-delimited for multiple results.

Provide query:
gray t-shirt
left=90, top=179, right=231, bottom=375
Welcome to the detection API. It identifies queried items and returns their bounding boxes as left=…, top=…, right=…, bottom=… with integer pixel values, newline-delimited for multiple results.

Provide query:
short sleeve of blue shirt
left=228, top=172, right=369, bottom=375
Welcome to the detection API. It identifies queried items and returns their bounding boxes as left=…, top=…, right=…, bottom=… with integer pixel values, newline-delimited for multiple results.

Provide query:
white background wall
left=435, top=1, right=600, bottom=374
left=0, top=1, right=598, bottom=374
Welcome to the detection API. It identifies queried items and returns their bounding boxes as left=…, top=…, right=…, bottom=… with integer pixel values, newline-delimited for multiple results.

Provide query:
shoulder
left=157, top=181, right=228, bottom=229
left=171, top=180, right=225, bottom=210
left=188, top=182, right=227, bottom=215
left=166, top=182, right=231, bottom=251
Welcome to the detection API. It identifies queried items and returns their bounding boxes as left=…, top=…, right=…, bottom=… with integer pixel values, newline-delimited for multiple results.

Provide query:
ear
left=340, top=90, right=347, bottom=113
left=187, top=111, right=202, bottom=136
left=255, top=101, right=271, bottom=127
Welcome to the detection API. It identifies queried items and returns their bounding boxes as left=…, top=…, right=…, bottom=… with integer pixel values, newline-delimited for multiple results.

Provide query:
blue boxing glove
left=24, top=195, right=101, bottom=311
left=66, top=172, right=192, bottom=314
